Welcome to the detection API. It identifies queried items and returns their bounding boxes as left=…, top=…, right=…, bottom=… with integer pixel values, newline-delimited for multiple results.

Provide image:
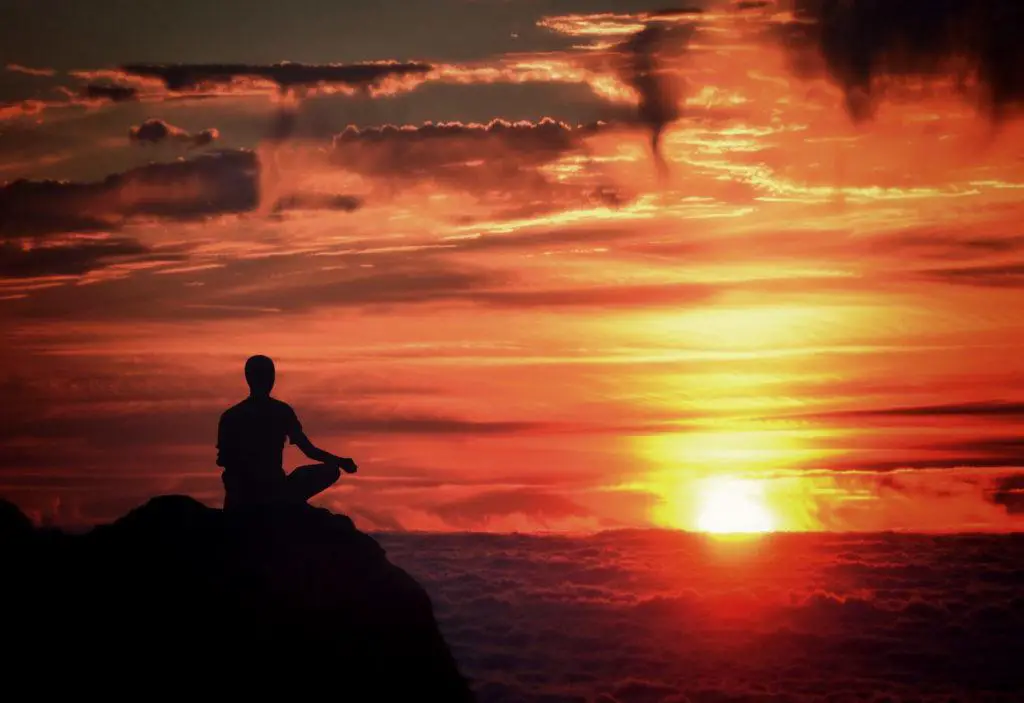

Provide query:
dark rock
left=3, top=495, right=474, bottom=701
left=0, top=499, right=33, bottom=539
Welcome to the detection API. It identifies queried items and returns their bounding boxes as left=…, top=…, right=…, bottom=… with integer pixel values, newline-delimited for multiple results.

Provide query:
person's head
left=244, top=355, right=275, bottom=397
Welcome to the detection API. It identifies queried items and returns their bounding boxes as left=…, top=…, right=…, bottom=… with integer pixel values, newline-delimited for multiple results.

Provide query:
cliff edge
left=2, top=495, right=474, bottom=700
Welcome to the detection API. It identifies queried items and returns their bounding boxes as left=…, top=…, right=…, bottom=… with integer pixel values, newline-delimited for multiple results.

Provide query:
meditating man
left=217, top=355, right=357, bottom=511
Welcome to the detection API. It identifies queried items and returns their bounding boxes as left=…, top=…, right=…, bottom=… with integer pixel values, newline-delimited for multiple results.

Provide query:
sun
left=696, top=477, right=776, bottom=534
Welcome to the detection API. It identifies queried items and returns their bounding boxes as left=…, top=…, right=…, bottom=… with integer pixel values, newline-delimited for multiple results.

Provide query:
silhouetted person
left=217, top=355, right=357, bottom=511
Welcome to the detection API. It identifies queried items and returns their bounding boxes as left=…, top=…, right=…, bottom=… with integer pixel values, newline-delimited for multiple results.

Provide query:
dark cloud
left=880, top=230, right=1024, bottom=261
left=990, top=474, right=1024, bottom=514
left=0, top=403, right=546, bottom=455
left=4, top=117, right=610, bottom=245
left=270, top=193, right=363, bottom=214
left=129, top=119, right=219, bottom=148
left=121, top=61, right=433, bottom=93
left=0, top=237, right=174, bottom=279
left=614, top=20, right=696, bottom=174
left=83, top=83, right=138, bottom=103
left=830, top=456, right=1022, bottom=473
left=921, top=263, right=1024, bottom=288
left=805, top=401, right=1024, bottom=421
left=331, top=118, right=603, bottom=186
left=331, top=415, right=543, bottom=437
left=0, top=149, right=364, bottom=240
left=877, top=474, right=966, bottom=500
left=333, top=117, right=590, bottom=150
left=0, top=149, right=259, bottom=238
left=930, top=437, right=1024, bottom=457
left=779, top=0, right=1024, bottom=121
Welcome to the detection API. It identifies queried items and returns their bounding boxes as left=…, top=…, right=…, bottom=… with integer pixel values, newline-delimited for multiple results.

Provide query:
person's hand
left=338, top=457, right=358, bottom=474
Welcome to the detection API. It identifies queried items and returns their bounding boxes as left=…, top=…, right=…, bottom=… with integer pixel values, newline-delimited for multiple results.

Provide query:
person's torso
left=218, top=397, right=295, bottom=476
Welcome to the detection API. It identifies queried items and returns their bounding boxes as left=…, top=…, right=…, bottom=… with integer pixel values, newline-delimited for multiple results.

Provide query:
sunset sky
left=2, top=0, right=1023, bottom=532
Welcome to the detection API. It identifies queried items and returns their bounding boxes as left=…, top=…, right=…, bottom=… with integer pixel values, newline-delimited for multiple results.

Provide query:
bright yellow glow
left=640, top=428, right=828, bottom=531
left=696, top=477, right=776, bottom=534
left=638, top=429, right=824, bottom=476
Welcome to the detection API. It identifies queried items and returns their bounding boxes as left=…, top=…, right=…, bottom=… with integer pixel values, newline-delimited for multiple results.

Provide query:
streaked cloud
left=5, top=64, right=56, bottom=77
left=0, top=237, right=165, bottom=279
left=82, top=83, right=138, bottom=103
left=121, top=60, right=434, bottom=93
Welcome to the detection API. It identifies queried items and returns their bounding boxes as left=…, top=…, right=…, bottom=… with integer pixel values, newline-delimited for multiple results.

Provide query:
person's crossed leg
left=286, top=463, right=342, bottom=504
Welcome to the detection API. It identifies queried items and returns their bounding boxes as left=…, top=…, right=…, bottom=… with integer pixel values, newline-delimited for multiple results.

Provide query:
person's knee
left=310, top=463, right=340, bottom=499
left=288, top=463, right=340, bottom=503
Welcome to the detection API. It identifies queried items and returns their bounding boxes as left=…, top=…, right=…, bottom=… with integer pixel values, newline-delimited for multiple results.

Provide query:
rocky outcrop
left=2, top=496, right=474, bottom=700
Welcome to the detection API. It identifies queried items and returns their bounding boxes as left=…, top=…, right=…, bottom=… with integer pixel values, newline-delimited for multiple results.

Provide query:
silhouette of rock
left=0, top=499, right=33, bottom=538
left=3, top=495, right=474, bottom=700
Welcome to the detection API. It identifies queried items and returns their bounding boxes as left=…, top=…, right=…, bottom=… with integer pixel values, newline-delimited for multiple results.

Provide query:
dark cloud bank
left=0, top=150, right=260, bottom=240
left=83, top=83, right=138, bottom=103
left=331, top=117, right=602, bottom=183
left=121, top=61, right=433, bottom=92
left=380, top=530, right=1024, bottom=703
left=0, top=117, right=604, bottom=279
left=778, top=0, right=1024, bottom=121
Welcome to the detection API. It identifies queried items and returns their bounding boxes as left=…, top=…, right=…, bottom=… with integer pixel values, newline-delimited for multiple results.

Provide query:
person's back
left=217, top=355, right=357, bottom=511
left=218, top=395, right=302, bottom=509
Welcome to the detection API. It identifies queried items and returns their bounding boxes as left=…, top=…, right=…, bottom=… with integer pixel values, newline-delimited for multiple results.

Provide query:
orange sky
left=2, top=2, right=1023, bottom=531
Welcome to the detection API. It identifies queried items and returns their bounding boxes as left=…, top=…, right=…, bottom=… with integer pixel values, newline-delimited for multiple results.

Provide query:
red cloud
left=5, top=63, right=57, bottom=77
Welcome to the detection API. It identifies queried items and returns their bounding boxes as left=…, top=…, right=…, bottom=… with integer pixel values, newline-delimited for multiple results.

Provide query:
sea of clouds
left=380, top=530, right=1024, bottom=703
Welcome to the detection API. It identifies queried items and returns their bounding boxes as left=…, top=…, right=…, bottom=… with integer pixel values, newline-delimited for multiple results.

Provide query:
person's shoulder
left=220, top=399, right=248, bottom=419
left=268, top=397, right=297, bottom=415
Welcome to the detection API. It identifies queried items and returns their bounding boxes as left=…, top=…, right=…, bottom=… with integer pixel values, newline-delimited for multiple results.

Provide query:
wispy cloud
left=5, top=63, right=56, bottom=77
left=0, top=237, right=169, bottom=279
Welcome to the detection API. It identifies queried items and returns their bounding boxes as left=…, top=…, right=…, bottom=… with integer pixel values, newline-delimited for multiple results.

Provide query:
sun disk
left=696, top=477, right=776, bottom=534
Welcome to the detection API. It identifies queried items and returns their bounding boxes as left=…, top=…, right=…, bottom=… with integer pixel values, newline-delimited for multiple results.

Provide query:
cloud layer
left=381, top=529, right=1024, bottom=703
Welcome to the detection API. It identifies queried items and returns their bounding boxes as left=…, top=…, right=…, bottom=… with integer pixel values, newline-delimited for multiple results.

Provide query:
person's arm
left=286, top=407, right=357, bottom=473
left=293, top=432, right=358, bottom=473
left=215, top=413, right=229, bottom=468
